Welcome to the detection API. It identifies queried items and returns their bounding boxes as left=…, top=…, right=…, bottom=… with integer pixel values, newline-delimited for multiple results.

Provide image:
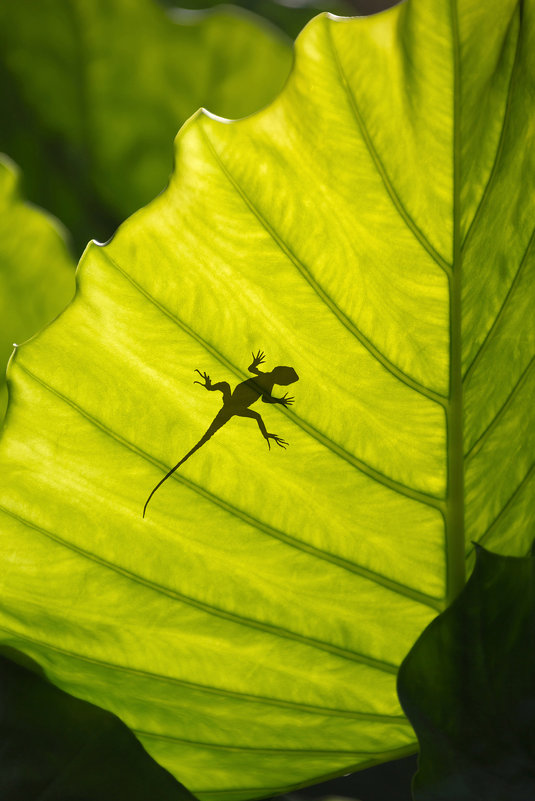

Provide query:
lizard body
left=143, top=351, right=298, bottom=517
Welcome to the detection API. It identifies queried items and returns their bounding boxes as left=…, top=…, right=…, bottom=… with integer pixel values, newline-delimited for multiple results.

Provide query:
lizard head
left=271, top=366, right=299, bottom=386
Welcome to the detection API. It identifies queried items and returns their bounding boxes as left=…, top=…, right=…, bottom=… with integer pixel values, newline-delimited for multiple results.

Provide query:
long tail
left=143, top=418, right=226, bottom=517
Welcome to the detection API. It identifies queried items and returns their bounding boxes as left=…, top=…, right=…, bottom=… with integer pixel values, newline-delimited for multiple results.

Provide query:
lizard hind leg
left=235, top=409, right=288, bottom=449
left=194, top=371, right=231, bottom=403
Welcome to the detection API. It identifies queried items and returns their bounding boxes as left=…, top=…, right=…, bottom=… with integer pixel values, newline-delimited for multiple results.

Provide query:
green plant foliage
left=0, top=155, right=75, bottom=422
left=398, top=544, right=535, bottom=800
left=0, top=0, right=292, bottom=251
left=156, top=0, right=357, bottom=40
left=0, top=0, right=533, bottom=798
left=0, top=649, right=196, bottom=800
left=160, top=0, right=398, bottom=40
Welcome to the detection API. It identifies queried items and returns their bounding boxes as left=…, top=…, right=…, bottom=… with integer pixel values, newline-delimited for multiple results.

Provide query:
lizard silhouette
left=143, top=350, right=298, bottom=517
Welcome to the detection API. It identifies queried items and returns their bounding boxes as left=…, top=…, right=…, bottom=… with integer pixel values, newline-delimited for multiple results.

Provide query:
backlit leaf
left=0, top=0, right=533, bottom=797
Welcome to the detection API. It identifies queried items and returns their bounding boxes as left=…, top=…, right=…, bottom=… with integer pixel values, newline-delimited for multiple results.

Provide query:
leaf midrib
left=444, top=0, right=466, bottom=603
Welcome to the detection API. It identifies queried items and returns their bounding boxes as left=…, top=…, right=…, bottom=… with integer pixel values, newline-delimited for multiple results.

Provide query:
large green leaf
left=0, top=155, right=75, bottom=421
left=0, top=0, right=534, bottom=797
left=398, top=544, right=535, bottom=800
left=0, top=0, right=292, bottom=251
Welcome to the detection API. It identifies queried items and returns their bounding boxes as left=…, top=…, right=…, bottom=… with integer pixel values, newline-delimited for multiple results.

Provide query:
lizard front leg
left=262, top=392, right=294, bottom=408
left=248, top=350, right=266, bottom=375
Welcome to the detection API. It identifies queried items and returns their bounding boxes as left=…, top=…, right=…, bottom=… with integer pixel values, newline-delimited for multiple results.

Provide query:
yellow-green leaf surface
left=1, top=1, right=534, bottom=798
left=0, top=0, right=292, bottom=250
left=0, top=156, right=75, bottom=421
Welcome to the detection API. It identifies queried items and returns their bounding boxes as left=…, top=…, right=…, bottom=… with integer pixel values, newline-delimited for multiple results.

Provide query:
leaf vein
left=99, top=247, right=447, bottom=513
left=0, top=497, right=396, bottom=672
left=324, top=18, right=452, bottom=278
left=467, top=464, right=534, bottom=552
left=198, top=125, right=447, bottom=408
left=15, top=360, right=443, bottom=608
left=191, top=745, right=419, bottom=795
left=135, top=728, right=399, bottom=754
left=462, top=227, right=535, bottom=383
left=0, top=621, right=398, bottom=722
left=5, top=364, right=412, bottom=673
left=464, top=357, right=534, bottom=460
left=461, top=7, right=522, bottom=252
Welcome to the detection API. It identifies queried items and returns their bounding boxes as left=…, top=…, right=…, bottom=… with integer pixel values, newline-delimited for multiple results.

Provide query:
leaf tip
left=200, top=107, right=233, bottom=125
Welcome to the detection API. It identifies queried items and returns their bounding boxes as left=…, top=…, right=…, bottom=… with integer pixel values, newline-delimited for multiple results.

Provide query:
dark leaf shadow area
left=398, top=544, right=535, bottom=801
left=0, top=648, right=196, bottom=801
left=273, top=753, right=418, bottom=801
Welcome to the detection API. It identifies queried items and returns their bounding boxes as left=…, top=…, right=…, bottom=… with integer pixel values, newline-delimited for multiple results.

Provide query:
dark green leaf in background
left=0, top=0, right=293, bottom=252
left=397, top=544, right=535, bottom=801
left=0, top=156, right=75, bottom=422
left=156, top=0, right=354, bottom=40
left=156, top=0, right=399, bottom=41
left=0, top=649, right=196, bottom=801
